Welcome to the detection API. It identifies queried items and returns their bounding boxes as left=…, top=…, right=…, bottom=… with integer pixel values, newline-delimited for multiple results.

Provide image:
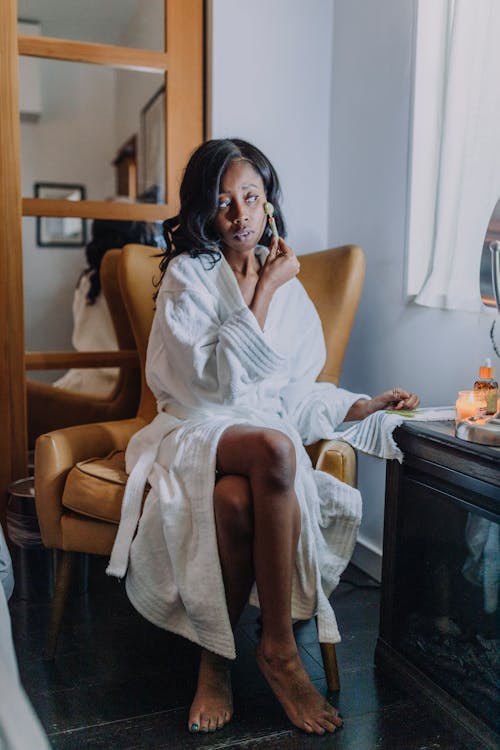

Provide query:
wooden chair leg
left=43, top=550, right=75, bottom=661
left=320, top=642, right=340, bottom=693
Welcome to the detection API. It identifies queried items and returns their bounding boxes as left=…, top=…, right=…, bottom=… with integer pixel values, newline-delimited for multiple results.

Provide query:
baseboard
left=350, top=535, right=382, bottom=581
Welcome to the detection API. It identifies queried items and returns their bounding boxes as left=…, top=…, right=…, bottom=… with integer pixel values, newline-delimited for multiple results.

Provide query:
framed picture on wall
left=34, top=182, right=87, bottom=247
left=140, top=85, right=165, bottom=202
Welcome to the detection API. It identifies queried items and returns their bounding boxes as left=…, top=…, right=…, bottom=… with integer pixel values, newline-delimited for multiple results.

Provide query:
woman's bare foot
left=256, top=640, right=342, bottom=735
left=188, top=649, right=233, bottom=733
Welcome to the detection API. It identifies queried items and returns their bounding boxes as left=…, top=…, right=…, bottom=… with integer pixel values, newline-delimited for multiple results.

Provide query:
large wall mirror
left=0, top=0, right=202, bottom=512
left=17, top=0, right=166, bottom=381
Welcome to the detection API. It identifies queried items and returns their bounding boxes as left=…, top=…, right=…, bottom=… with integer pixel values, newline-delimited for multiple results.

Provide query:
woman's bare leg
left=188, top=475, right=254, bottom=733
left=216, top=426, right=342, bottom=735
left=214, top=475, right=255, bottom=628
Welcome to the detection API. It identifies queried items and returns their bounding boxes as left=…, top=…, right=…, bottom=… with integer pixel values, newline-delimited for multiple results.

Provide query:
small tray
left=455, top=415, right=500, bottom=447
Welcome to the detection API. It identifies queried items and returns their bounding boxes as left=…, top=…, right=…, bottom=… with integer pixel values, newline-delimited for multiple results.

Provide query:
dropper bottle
left=474, top=358, right=499, bottom=415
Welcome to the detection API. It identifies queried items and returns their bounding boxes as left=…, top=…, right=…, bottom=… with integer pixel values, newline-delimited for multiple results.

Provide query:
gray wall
left=209, top=0, right=334, bottom=254
left=329, top=0, right=496, bottom=577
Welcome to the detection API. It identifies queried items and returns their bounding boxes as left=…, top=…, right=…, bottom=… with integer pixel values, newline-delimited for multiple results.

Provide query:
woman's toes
left=312, top=722, right=326, bottom=735
left=217, top=711, right=231, bottom=730
left=319, top=715, right=338, bottom=733
left=330, top=709, right=342, bottom=728
left=304, top=719, right=325, bottom=735
left=321, top=708, right=342, bottom=730
left=189, top=721, right=199, bottom=733
left=199, top=714, right=210, bottom=733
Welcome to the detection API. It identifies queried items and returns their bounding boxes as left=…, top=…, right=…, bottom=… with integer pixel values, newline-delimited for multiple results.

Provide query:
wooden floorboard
left=8, top=556, right=477, bottom=749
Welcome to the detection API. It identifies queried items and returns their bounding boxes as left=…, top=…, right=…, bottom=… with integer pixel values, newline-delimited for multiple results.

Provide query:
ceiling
left=17, top=0, right=141, bottom=46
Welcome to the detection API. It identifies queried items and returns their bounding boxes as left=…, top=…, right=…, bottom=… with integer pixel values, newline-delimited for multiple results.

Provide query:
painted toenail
left=190, top=723, right=199, bottom=732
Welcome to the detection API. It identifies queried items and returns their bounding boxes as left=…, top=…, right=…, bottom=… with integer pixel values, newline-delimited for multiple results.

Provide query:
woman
left=107, top=138, right=419, bottom=736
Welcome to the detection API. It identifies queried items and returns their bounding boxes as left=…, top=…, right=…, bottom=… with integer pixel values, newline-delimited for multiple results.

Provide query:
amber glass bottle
left=474, top=358, right=499, bottom=415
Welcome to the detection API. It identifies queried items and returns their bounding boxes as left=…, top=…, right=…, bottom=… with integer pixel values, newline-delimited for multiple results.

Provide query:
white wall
left=209, top=0, right=334, bottom=254
left=329, top=0, right=496, bottom=578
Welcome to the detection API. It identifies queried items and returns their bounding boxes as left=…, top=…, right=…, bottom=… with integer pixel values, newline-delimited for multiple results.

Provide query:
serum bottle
left=474, top=358, right=499, bottom=415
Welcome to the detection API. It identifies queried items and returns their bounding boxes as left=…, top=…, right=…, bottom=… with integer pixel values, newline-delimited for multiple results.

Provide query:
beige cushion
left=62, top=450, right=129, bottom=524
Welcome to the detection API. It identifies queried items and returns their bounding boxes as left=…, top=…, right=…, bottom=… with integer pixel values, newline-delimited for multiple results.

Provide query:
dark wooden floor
left=9, top=556, right=475, bottom=749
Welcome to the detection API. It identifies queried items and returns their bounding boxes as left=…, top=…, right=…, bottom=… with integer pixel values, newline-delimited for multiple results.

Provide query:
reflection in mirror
left=480, top=196, right=500, bottom=312
left=34, top=183, right=87, bottom=246
left=20, top=59, right=164, bottom=201
left=18, top=0, right=168, bottom=385
left=20, top=56, right=165, bottom=369
left=17, top=0, right=164, bottom=51
left=22, top=216, right=83, bottom=383
left=115, top=71, right=165, bottom=201
left=480, top=196, right=500, bottom=361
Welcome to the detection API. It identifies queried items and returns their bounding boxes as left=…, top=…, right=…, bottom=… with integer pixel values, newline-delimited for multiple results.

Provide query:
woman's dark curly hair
left=83, top=218, right=157, bottom=304
left=157, top=138, right=286, bottom=289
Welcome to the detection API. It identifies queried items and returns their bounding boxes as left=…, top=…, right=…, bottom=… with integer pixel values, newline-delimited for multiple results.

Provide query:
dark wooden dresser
left=376, top=420, right=499, bottom=750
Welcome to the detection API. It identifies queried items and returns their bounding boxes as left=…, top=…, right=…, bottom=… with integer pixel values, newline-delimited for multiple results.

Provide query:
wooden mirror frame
left=0, top=0, right=204, bottom=522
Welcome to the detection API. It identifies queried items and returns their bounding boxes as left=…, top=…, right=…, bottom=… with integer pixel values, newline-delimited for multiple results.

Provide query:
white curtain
left=414, top=0, right=500, bottom=312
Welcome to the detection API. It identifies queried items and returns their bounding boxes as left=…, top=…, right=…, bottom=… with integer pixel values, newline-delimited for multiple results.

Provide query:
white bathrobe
left=54, top=271, right=119, bottom=396
left=108, top=246, right=369, bottom=660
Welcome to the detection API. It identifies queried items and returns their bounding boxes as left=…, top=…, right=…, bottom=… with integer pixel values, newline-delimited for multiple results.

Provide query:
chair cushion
left=62, top=450, right=129, bottom=524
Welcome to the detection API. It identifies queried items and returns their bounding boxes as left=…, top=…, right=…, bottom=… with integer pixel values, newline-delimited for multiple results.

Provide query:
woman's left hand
left=346, top=388, right=420, bottom=420
left=370, top=388, right=420, bottom=413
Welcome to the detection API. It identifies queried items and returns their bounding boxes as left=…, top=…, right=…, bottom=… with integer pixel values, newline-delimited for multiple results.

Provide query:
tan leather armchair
left=26, top=249, right=141, bottom=449
left=35, top=243, right=365, bottom=691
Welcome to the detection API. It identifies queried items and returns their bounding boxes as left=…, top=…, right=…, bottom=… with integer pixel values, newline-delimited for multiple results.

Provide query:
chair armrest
left=305, top=438, right=357, bottom=487
left=34, top=417, right=144, bottom=548
left=26, top=378, right=139, bottom=448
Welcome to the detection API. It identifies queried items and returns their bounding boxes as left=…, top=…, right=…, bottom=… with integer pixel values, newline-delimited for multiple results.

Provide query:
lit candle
left=455, top=390, right=487, bottom=423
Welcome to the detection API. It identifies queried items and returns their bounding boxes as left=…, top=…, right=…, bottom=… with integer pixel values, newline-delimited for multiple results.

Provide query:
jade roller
left=263, top=201, right=279, bottom=239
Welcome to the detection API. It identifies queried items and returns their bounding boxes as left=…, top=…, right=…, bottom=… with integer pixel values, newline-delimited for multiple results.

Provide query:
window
left=406, top=0, right=500, bottom=312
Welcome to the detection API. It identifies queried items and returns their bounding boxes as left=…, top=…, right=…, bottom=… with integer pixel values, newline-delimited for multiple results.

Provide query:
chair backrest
left=118, top=244, right=161, bottom=422
left=118, top=243, right=365, bottom=421
left=96, top=248, right=142, bottom=404
left=101, top=249, right=137, bottom=353
left=298, top=245, right=365, bottom=385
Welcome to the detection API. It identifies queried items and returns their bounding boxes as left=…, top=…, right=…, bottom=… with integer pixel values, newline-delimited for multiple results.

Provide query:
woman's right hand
left=258, top=237, right=301, bottom=292
left=250, top=238, right=300, bottom=329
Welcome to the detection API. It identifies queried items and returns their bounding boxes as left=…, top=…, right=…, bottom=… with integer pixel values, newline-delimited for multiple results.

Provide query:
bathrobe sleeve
left=279, top=281, right=370, bottom=445
left=146, top=256, right=286, bottom=407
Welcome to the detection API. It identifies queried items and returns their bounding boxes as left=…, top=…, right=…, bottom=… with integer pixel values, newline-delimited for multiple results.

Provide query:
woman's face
left=213, top=159, right=267, bottom=255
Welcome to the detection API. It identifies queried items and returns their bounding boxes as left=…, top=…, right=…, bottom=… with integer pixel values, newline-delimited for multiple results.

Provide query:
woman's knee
left=251, top=430, right=296, bottom=491
left=214, top=475, right=253, bottom=538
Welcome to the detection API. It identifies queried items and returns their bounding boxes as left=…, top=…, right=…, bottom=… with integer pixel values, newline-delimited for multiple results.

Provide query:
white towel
left=333, top=407, right=456, bottom=463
